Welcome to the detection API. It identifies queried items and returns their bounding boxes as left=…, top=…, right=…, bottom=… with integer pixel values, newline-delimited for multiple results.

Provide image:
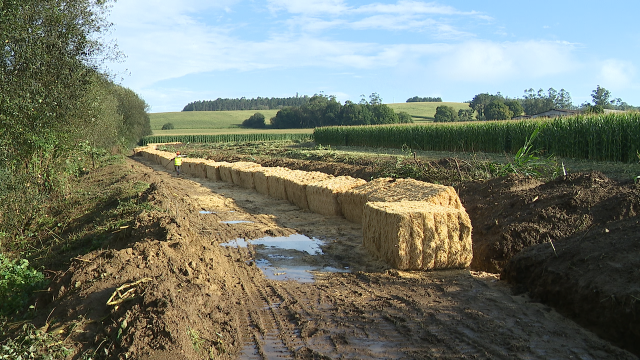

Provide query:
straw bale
left=362, top=201, right=472, bottom=270
left=253, top=167, right=286, bottom=196
left=205, top=162, right=228, bottom=181
left=368, top=178, right=463, bottom=210
left=337, top=178, right=396, bottom=224
left=230, top=162, right=262, bottom=188
left=194, top=162, right=207, bottom=178
left=266, top=168, right=295, bottom=200
left=281, top=171, right=332, bottom=210
left=218, top=163, right=234, bottom=183
left=307, top=176, right=367, bottom=216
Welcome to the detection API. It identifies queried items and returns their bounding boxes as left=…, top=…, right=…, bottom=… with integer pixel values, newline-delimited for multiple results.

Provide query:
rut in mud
left=33, top=155, right=638, bottom=359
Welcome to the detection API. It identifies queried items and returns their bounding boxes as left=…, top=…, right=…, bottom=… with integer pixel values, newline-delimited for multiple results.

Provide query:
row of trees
left=243, top=94, right=413, bottom=129
left=1, top=0, right=151, bottom=238
left=406, top=96, right=442, bottom=103
left=182, top=96, right=311, bottom=111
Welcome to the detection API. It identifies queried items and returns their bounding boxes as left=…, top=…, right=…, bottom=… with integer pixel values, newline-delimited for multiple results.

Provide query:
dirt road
left=42, top=156, right=635, bottom=359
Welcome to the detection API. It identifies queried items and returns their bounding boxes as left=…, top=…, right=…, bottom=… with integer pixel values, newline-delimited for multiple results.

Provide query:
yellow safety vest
left=174, top=157, right=182, bottom=166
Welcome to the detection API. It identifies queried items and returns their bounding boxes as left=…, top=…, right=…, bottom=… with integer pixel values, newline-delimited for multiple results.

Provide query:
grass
left=386, top=102, right=473, bottom=123
left=149, top=110, right=281, bottom=131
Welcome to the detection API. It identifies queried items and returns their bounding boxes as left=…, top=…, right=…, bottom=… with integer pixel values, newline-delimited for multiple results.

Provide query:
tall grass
left=314, top=113, right=640, bottom=163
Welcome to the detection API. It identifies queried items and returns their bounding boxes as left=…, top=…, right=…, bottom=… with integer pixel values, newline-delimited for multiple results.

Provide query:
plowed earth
left=34, top=155, right=639, bottom=359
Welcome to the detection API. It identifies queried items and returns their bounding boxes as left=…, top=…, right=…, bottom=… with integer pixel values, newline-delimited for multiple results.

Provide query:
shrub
left=161, top=122, right=175, bottom=130
left=242, top=112, right=266, bottom=128
left=0, top=254, right=47, bottom=316
left=434, top=106, right=458, bottom=122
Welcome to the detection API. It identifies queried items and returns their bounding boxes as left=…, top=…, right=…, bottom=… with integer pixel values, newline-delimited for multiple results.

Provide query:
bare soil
left=32, top=155, right=639, bottom=359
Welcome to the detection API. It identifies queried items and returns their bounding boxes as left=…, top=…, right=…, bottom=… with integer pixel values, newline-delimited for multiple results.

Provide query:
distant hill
left=387, top=102, right=472, bottom=122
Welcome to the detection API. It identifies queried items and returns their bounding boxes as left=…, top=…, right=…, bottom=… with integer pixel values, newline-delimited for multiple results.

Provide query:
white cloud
left=598, top=59, right=637, bottom=89
left=433, top=40, right=577, bottom=82
left=267, top=0, right=349, bottom=15
left=354, top=0, right=477, bottom=16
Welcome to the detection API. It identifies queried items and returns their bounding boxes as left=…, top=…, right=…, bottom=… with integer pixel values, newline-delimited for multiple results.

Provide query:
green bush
left=161, top=122, right=175, bottom=130
left=0, top=254, right=48, bottom=317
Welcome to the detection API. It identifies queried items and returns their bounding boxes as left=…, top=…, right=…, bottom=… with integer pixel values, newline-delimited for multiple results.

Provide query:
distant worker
left=171, top=151, right=185, bottom=175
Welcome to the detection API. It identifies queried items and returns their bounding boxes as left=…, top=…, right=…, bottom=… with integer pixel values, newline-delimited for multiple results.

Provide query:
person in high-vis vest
left=171, top=151, right=184, bottom=175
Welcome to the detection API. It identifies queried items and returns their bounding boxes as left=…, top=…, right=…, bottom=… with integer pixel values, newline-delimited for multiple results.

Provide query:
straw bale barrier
left=307, top=176, right=367, bottom=216
left=338, top=178, right=464, bottom=224
left=233, top=163, right=263, bottom=189
left=266, top=168, right=295, bottom=200
left=253, top=167, right=287, bottom=196
left=362, top=201, right=472, bottom=270
left=218, top=163, right=234, bottom=183
left=281, top=171, right=332, bottom=210
left=194, top=162, right=207, bottom=178
left=205, top=162, right=227, bottom=181
left=368, top=178, right=463, bottom=210
left=337, top=178, right=396, bottom=224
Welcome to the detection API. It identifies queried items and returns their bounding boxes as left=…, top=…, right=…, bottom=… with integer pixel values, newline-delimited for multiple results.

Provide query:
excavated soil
left=33, top=155, right=640, bottom=359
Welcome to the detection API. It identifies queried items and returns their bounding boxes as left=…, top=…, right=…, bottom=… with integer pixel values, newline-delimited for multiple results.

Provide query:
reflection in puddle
left=221, top=234, right=349, bottom=282
left=220, top=220, right=254, bottom=224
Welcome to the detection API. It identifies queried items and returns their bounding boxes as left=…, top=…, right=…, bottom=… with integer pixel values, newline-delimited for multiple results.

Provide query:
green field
left=149, top=102, right=472, bottom=134
left=387, top=102, right=473, bottom=122
left=149, top=110, right=281, bottom=131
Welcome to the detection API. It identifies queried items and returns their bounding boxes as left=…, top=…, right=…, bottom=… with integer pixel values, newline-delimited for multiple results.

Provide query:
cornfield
left=140, top=133, right=313, bottom=145
left=313, top=113, right=640, bottom=163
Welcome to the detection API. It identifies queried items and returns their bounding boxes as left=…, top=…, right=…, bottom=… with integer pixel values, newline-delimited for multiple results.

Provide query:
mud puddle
left=221, top=234, right=349, bottom=282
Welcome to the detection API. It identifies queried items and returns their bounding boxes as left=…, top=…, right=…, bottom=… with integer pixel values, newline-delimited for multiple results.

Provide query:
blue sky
left=106, top=0, right=639, bottom=113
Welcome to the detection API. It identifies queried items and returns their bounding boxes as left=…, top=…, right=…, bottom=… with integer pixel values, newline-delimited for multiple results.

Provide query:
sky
left=105, top=0, right=640, bottom=113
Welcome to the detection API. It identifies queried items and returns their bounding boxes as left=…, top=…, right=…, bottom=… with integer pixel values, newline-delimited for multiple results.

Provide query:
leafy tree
left=469, top=93, right=504, bottom=120
left=458, top=109, right=475, bottom=121
left=484, top=101, right=513, bottom=120
left=183, top=96, right=311, bottom=111
left=242, top=113, right=266, bottom=128
left=270, top=107, right=304, bottom=128
left=434, top=106, right=458, bottom=122
left=162, top=123, right=175, bottom=130
left=396, top=111, right=414, bottom=123
left=521, top=88, right=574, bottom=115
left=504, top=99, right=524, bottom=117
left=406, top=96, right=442, bottom=103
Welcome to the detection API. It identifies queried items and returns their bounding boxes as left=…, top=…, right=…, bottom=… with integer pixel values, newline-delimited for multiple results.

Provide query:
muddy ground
left=32, top=154, right=639, bottom=359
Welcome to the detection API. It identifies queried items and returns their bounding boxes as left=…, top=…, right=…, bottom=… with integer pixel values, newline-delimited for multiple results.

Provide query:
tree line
left=433, top=86, right=637, bottom=122
left=406, top=96, right=442, bottom=103
left=1, top=0, right=151, bottom=239
left=243, top=93, right=413, bottom=129
left=182, top=96, right=312, bottom=111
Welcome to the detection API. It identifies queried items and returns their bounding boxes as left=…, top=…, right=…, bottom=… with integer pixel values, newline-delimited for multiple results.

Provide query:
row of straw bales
left=136, top=145, right=472, bottom=271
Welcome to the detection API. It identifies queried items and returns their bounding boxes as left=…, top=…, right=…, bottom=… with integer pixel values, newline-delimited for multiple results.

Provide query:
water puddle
left=220, top=220, right=254, bottom=224
left=221, top=234, right=349, bottom=282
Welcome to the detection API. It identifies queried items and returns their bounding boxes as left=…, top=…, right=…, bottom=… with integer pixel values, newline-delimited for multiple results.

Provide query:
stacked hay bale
left=218, top=163, right=235, bottom=183
left=253, top=167, right=288, bottom=196
left=307, top=176, right=367, bottom=216
left=281, top=170, right=332, bottom=210
left=338, top=178, right=463, bottom=224
left=232, top=163, right=263, bottom=189
left=194, top=162, right=207, bottom=178
left=205, top=162, right=227, bottom=181
left=337, top=178, right=396, bottom=224
left=266, top=168, right=295, bottom=200
left=368, top=178, right=463, bottom=209
left=362, top=201, right=472, bottom=270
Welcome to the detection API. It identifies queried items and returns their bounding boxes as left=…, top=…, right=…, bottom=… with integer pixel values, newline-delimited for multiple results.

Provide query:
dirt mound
left=501, top=216, right=640, bottom=355
left=458, top=172, right=640, bottom=273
